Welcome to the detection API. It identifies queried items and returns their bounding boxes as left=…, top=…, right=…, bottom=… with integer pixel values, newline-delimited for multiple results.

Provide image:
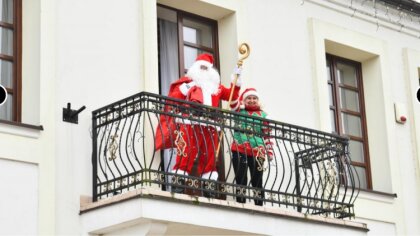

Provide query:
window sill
left=0, top=120, right=43, bottom=139
left=357, top=189, right=397, bottom=203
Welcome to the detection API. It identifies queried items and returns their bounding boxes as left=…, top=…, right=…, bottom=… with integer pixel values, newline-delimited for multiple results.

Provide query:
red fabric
left=154, top=77, right=192, bottom=150
left=239, top=88, right=258, bottom=102
left=244, top=104, right=261, bottom=112
left=155, top=111, right=177, bottom=150
left=186, top=86, right=204, bottom=104
left=172, top=124, right=219, bottom=174
left=196, top=53, right=214, bottom=65
left=155, top=76, right=241, bottom=154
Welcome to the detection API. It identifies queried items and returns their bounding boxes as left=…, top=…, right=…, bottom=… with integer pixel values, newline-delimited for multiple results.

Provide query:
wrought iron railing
left=92, top=92, right=359, bottom=219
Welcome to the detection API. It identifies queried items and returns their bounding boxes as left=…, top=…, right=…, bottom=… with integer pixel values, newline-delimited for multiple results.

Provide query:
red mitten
left=187, top=86, right=204, bottom=104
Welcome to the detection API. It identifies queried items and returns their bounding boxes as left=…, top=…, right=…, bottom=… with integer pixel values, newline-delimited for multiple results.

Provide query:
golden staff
left=216, top=43, right=250, bottom=161
left=227, top=43, right=250, bottom=103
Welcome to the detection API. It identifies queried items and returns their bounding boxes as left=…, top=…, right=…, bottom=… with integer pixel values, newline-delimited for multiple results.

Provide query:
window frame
left=157, top=4, right=219, bottom=77
left=326, top=53, right=372, bottom=189
left=176, top=9, right=219, bottom=75
left=0, top=0, right=22, bottom=122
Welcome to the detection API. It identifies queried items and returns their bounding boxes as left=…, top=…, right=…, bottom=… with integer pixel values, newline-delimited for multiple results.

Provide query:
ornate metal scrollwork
left=134, top=103, right=141, bottom=112
left=100, top=116, right=106, bottom=125
left=252, top=189, right=262, bottom=199
left=237, top=186, right=246, bottom=196
left=173, top=176, right=183, bottom=185
left=174, top=130, right=187, bottom=157
left=284, top=195, right=290, bottom=204
left=255, top=157, right=266, bottom=172
left=153, top=173, right=165, bottom=183
left=266, top=192, right=278, bottom=201
left=92, top=92, right=358, bottom=218
left=296, top=197, right=303, bottom=205
left=189, top=179, right=200, bottom=189
left=108, top=134, right=119, bottom=161
left=204, top=181, right=215, bottom=190
left=130, top=175, right=136, bottom=185
left=220, top=184, right=231, bottom=193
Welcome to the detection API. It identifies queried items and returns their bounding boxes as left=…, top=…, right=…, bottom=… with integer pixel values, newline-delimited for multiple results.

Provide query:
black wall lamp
left=63, top=103, right=86, bottom=124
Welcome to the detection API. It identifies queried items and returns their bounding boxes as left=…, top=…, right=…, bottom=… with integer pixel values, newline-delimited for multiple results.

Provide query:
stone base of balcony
left=80, top=187, right=367, bottom=234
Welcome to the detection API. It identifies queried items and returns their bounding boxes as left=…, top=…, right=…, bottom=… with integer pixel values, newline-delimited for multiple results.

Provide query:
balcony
left=91, top=92, right=359, bottom=220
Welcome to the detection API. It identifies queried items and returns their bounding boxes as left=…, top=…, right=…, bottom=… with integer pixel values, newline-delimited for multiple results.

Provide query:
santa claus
left=155, top=53, right=241, bottom=196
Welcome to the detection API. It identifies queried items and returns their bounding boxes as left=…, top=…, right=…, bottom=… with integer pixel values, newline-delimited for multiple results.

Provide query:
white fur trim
left=202, top=171, right=218, bottom=180
left=172, top=169, right=189, bottom=176
left=179, top=83, right=189, bottom=96
left=196, top=60, right=213, bottom=68
left=231, top=74, right=242, bottom=87
left=175, top=117, right=221, bottom=131
left=241, top=90, right=259, bottom=101
left=230, top=99, right=240, bottom=111
left=202, top=90, right=212, bottom=106
left=179, top=82, right=196, bottom=96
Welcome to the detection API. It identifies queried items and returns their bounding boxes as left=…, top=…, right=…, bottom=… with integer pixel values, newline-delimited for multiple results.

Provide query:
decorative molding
left=0, top=120, right=42, bottom=138
left=305, top=0, right=420, bottom=38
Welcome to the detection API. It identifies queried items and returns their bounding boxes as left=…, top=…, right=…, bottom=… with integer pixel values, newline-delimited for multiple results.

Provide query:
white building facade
left=0, top=0, right=419, bottom=235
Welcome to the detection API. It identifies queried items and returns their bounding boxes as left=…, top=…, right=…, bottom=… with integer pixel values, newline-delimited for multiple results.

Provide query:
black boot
left=202, top=181, right=217, bottom=198
left=254, top=189, right=264, bottom=206
left=171, top=176, right=185, bottom=194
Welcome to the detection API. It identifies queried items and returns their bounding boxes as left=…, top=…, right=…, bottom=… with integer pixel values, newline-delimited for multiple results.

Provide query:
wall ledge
left=80, top=187, right=368, bottom=232
left=0, top=120, right=43, bottom=138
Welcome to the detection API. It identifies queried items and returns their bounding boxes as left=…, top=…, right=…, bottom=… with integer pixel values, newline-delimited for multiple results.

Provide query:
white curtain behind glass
left=158, top=18, right=179, bottom=179
left=159, top=19, right=179, bottom=96
left=0, top=94, right=12, bottom=120
left=0, top=0, right=13, bottom=121
left=1, top=0, right=13, bottom=23
left=1, top=0, right=13, bottom=56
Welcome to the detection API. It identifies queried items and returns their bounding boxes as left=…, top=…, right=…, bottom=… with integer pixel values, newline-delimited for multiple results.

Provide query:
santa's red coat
left=155, top=76, right=240, bottom=150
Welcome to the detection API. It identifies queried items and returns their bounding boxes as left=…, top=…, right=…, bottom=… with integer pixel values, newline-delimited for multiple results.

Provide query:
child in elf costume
left=230, top=88, right=274, bottom=205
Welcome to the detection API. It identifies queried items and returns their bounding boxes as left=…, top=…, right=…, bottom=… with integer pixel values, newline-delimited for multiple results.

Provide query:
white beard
left=186, top=62, right=220, bottom=95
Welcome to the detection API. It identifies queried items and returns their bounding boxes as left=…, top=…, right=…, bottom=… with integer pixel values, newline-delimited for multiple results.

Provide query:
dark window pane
left=183, top=18, right=213, bottom=48
left=0, top=59, right=12, bottom=88
left=0, top=93, right=12, bottom=120
left=341, top=113, right=362, bottom=137
left=349, top=140, right=364, bottom=163
left=0, top=0, right=13, bottom=24
left=339, top=88, right=360, bottom=112
left=354, top=166, right=367, bottom=189
left=0, top=27, right=13, bottom=56
left=337, top=62, right=357, bottom=87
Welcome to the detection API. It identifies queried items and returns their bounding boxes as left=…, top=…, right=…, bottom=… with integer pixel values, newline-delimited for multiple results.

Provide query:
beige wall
left=3, top=0, right=419, bottom=235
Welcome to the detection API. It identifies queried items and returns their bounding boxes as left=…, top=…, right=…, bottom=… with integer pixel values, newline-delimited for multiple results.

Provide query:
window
left=0, top=0, right=21, bottom=122
left=157, top=4, right=219, bottom=95
left=326, top=54, right=372, bottom=189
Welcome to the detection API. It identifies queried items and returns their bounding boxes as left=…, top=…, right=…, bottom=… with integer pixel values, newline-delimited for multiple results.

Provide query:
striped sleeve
left=262, top=116, right=274, bottom=158
left=230, top=97, right=240, bottom=111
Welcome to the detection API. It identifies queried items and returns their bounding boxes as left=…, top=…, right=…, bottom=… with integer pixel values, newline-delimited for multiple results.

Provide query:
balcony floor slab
left=80, top=187, right=368, bottom=235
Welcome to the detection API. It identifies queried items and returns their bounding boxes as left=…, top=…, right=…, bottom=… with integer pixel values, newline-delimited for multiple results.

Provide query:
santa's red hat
left=240, top=88, right=259, bottom=102
left=195, top=53, right=214, bottom=68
